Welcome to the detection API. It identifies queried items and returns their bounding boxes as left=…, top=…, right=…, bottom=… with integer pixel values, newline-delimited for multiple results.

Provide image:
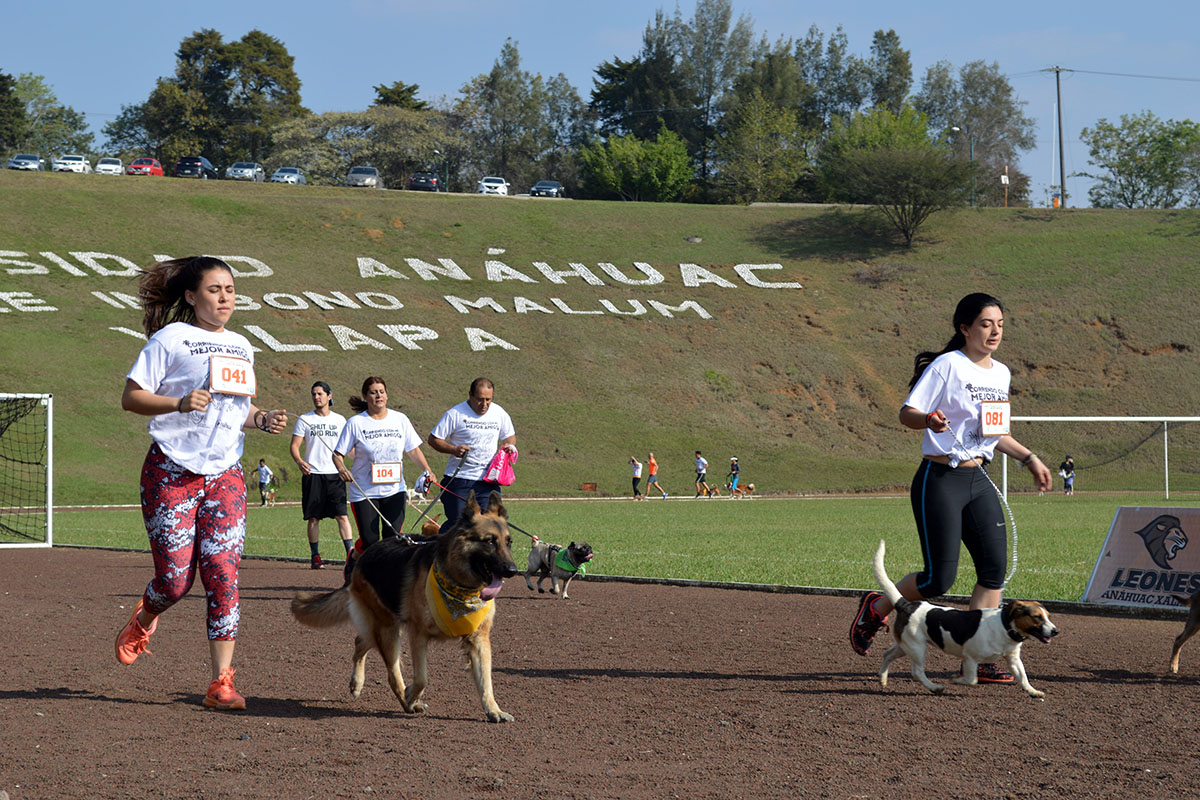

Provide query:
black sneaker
left=974, top=661, right=1015, bottom=684
left=850, top=590, right=887, bottom=656
left=310, top=554, right=325, bottom=570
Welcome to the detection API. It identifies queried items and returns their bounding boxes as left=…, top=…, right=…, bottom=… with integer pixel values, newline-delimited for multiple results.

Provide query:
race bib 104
left=210, top=355, right=256, bottom=397
left=372, top=462, right=402, bottom=484
left=980, top=401, right=1010, bottom=436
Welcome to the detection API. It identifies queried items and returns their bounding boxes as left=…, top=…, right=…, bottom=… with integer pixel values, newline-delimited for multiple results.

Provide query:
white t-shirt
left=430, top=400, right=516, bottom=481
left=632, top=461, right=643, bottom=478
left=257, top=463, right=273, bottom=483
left=126, top=321, right=254, bottom=475
left=904, top=349, right=1011, bottom=466
left=696, top=456, right=708, bottom=473
left=292, top=409, right=347, bottom=474
left=334, top=409, right=423, bottom=501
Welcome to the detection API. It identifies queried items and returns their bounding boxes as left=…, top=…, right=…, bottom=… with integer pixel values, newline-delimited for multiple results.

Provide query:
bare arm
left=995, top=436, right=1053, bottom=492
left=406, top=445, right=434, bottom=480
left=899, top=404, right=949, bottom=433
left=290, top=434, right=311, bottom=475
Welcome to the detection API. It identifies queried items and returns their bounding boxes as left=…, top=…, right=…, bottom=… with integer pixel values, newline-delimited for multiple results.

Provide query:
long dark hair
left=348, top=376, right=387, bottom=414
left=136, top=256, right=233, bottom=336
left=908, top=293, right=1004, bottom=388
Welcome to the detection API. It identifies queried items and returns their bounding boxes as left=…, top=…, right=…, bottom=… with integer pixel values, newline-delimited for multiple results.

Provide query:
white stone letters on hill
left=3, top=250, right=802, bottom=354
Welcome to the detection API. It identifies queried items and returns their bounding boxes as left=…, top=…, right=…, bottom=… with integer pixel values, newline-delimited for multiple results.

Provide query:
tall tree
left=818, top=106, right=972, bottom=246
left=713, top=88, right=809, bottom=203
left=674, top=0, right=754, bottom=179
left=13, top=73, right=93, bottom=155
left=223, top=30, right=307, bottom=162
left=914, top=60, right=1035, bottom=205
left=794, top=25, right=869, bottom=131
left=1078, top=111, right=1200, bottom=208
left=0, top=70, right=29, bottom=152
left=373, top=81, right=428, bottom=110
left=867, top=29, right=911, bottom=114
left=107, top=29, right=305, bottom=166
left=590, top=11, right=696, bottom=143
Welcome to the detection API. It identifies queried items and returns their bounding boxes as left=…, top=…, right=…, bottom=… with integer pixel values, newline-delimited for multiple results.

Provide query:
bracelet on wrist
left=924, top=411, right=938, bottom=429
left=1020, top=453, right=1038, bottom=467
left=256, top=410, right=269, bottom=432
left=177, top=396, right=185, bottom=413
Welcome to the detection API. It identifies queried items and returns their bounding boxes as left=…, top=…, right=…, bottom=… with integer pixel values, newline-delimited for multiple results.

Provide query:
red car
left=126, top=158, right=164, bottom=176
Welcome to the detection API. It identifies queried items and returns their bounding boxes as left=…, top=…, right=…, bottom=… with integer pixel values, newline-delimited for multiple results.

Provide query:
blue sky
left=7, top=0, right=1199, bottom=205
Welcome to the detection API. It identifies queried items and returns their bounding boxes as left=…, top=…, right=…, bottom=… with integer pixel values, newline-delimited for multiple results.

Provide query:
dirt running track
left=2, top=548, right=1200, bottom=800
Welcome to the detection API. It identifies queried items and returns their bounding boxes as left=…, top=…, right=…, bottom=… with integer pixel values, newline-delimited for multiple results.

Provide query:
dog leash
left=406, top=460, right=463, bottom=532
left=939, top=419, right=1020, bottom=589
left=424, top=474, right=543, bottom=541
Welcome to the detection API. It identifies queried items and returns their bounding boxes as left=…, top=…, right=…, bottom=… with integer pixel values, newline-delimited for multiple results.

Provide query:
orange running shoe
left=114, top=599, right=158, bottom=665
left=203, top=667, right=247, bottom=710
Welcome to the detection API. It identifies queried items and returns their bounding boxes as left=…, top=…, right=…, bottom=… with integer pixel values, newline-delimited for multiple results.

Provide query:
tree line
left=2, top=0, right=1198, bottom=217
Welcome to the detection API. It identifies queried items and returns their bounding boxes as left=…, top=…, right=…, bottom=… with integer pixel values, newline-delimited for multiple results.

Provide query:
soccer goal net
left=0, top=393, right=53, bottom=548
left=1005, top=416, right=1200, bottom=498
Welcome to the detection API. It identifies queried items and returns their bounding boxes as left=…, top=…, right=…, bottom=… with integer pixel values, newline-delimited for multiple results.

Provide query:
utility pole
left=1052, top=66, right=1068, bottom=209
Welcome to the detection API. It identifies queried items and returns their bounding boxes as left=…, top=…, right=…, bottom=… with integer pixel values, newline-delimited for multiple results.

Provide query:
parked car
left=530, top=180, right=564, bottom=198
left=270, top=167, right=307, bottom=185
left=94, top=157, right=123, bottom=176
left=126, top=157, right=164, bottom=176
left=407, top=171, right=441, bottom=192
left=53, top=155, right=92, bottom=173
left=173, top=155, right=219, bottom=179
left=225, top=161, right=265, bottom=182
left=7, top=153, right=43, bottom=170
left=476, top=176, right=509, bottom=195
left=345, top=165, right=384, bottom=189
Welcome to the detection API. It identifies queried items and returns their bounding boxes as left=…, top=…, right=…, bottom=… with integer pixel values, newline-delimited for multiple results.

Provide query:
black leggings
left=632, top=477, right=641, bottom=496
left=351, top=492, right=407, bottom=548
left=910, top=460, right=1006, bottom=597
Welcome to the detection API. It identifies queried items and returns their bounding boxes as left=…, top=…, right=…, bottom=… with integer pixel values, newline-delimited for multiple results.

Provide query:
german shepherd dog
left=291, top=491, right=519, bottom=722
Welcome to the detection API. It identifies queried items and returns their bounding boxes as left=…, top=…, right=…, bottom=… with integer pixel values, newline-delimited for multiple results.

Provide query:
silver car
left=345, top=165, right=384, bottom=189
left=270, top=167, right=307, bottom=185
left=226, top=161, right=266, bottom=182
left=476, top=176, right=509, bottom=195
left=95, top=157, right=123, bottom=175
left=7, top=154, right=43, bottom=170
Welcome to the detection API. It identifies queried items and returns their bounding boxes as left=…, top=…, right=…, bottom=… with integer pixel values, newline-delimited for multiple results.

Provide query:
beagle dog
left=872, top=540, right=1058, bottom=698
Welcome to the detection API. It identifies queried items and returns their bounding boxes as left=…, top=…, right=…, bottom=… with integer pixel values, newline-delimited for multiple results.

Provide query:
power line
left=1044, top=66, right=1200, bottom=83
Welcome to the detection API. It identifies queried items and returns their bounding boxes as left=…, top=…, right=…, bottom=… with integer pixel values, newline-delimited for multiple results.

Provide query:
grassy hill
left=2, top=170, right=1199, bottom=504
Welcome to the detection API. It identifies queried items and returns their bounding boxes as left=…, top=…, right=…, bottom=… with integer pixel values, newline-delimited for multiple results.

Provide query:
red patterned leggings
left=139, top=443, right=246, bottom=641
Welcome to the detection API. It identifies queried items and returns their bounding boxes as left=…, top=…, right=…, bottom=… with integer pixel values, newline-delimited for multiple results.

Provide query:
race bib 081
left=980, top=401, right=1010, bottom=436
left=210, top=355, right=256, bottom=397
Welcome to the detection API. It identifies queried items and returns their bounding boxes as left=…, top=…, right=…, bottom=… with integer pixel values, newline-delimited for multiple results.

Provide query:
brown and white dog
left=1169, top=587, right=1200, bottom=673
left=525, top=540, right=593, bottom=599
left=873, top=540, right=1058, bottom=698
left=291, top=491, right=519, bottom=722
left=731, top=482, right=755, bottom=498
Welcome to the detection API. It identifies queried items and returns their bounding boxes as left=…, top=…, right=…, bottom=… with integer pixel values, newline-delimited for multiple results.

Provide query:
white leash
left=941, top=420, right=1019, bottom=589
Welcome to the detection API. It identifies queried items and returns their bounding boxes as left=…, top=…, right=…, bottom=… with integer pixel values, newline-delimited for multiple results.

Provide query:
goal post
left=0, top=393, right=53, bottom=548
left=1003, top=416, right=1200, bottom=500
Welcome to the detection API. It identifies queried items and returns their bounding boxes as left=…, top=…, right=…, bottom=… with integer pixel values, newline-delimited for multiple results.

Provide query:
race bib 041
left=980, top=401, right=1010, bottom=437
left=210, top=355, right=256, bottom=397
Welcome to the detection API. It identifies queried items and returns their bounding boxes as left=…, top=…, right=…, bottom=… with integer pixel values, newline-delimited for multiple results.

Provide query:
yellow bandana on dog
left=426, top=563, right=493, bottom=636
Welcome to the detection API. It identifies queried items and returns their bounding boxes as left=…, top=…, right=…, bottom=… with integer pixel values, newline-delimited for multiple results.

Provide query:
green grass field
left=2, top=171, right=1199, bottom=504
left=50, top=492, right=1200, bottom=602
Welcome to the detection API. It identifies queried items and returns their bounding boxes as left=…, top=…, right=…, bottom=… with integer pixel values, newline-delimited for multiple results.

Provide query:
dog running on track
left=525, top=540, right=593, bottom=599
left=730, top=482, right=755, bottom=499
left=872, top=540, right=1058, bottom=698
left=291, top=491, right=519, bottom=722
left=1169, top=587, right=1200, bottom=673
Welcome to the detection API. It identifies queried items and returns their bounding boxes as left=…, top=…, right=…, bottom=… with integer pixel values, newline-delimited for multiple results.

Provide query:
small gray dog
left=525, top=540, right=593, bottom=599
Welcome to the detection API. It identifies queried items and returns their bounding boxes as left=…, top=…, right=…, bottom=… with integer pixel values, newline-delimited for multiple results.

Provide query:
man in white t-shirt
left=289, top=381, right=352, bottom=569
left=427, top=377, right=516, bottom=532
left=694, top=451, right=710, bottom=497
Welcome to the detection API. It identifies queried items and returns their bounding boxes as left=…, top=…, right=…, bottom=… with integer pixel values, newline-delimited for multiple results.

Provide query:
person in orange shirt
left=645, top=452, right=668, bottom=499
